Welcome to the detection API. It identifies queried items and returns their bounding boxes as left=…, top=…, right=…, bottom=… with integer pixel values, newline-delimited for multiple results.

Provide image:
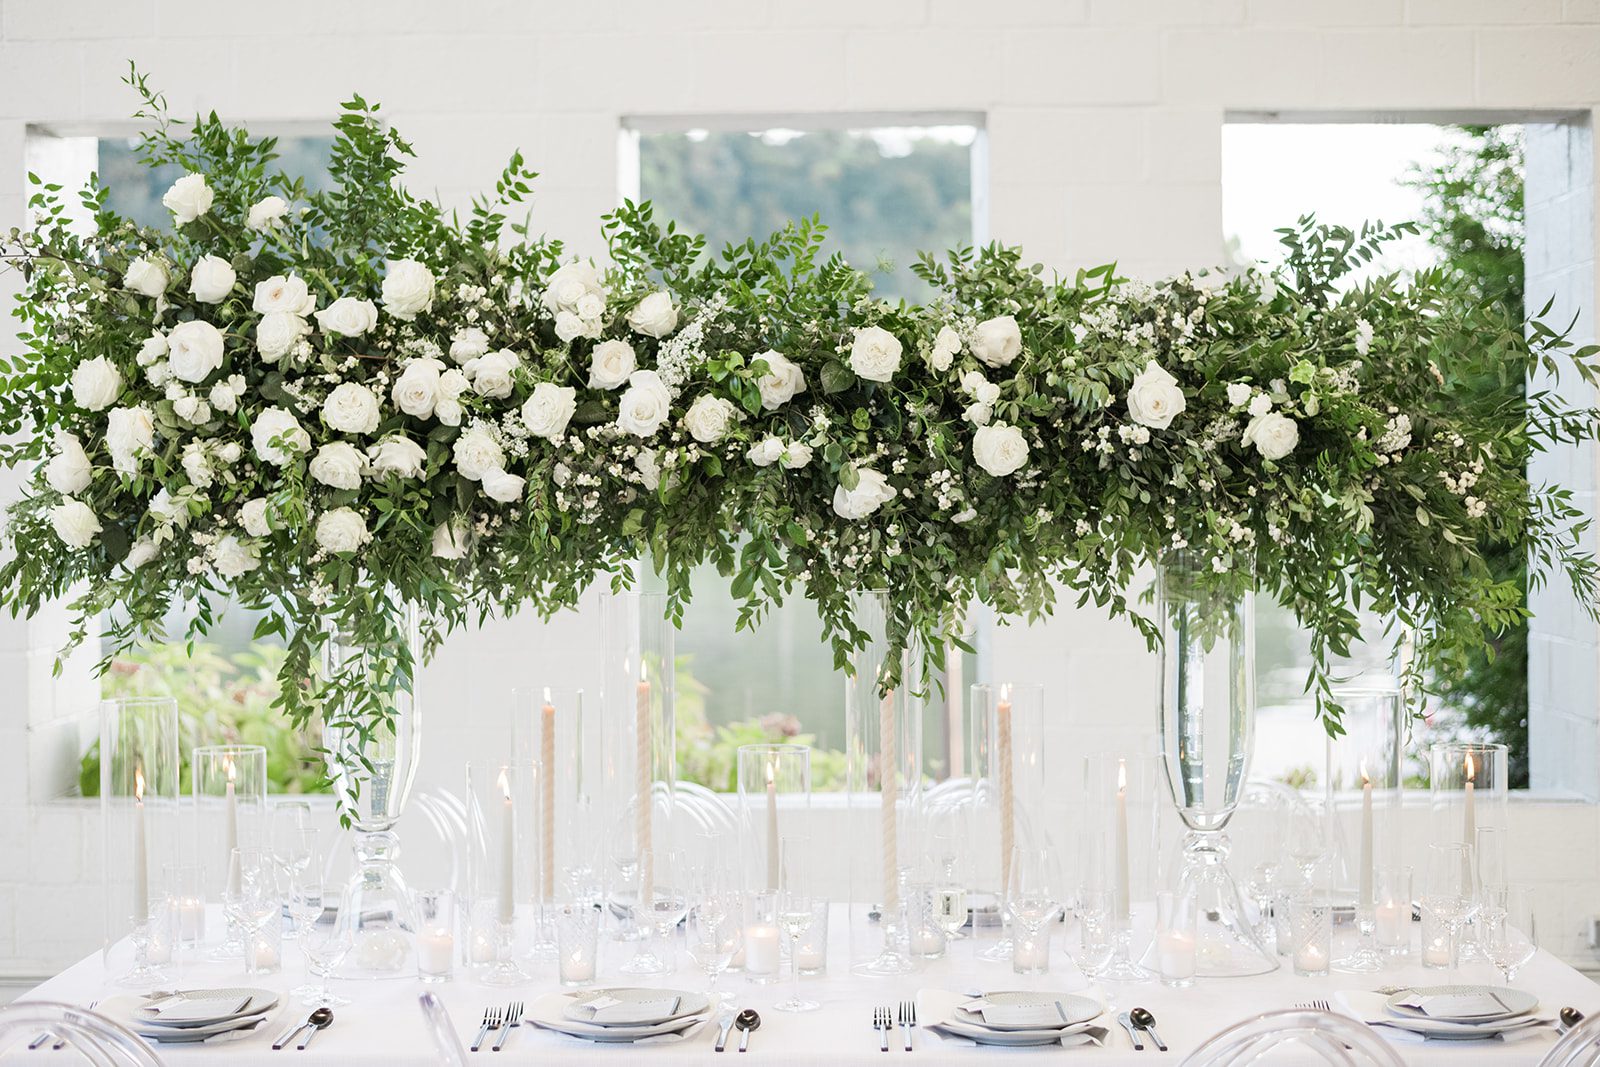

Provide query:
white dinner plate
left=953, top=990, right=1104, bottom=1030
left=99, top=991, right=278, bottom=1037
left=1385, top=985, right=1538, bottom=1023
left=561, top=987, right=708, bottom=1027
left=1374, top=1014, right=1547, bottom=1040
left=933, top=1017, right=1103, bottom=1044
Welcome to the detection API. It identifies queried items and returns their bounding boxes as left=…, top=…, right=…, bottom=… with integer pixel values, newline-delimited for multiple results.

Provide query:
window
left=630, top=118, right=986, bottom=788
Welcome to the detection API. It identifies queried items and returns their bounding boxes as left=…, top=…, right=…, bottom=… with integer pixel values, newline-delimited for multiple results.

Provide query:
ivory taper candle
left=998, top=687, right=1014, bottom=895
left=636, top=673, right=653, bottom=900
left=497, top=767, right=515, bottom=925
left=1359, top=768, right=1374, bottom=911
left=541, top=692, right=556, bottom=901
left=223, top=757, right=240, bottom=897
left=1114, top=758, right=1130, bottom=921
left=880, top=688, right=898, bottom=914
left=132, top=766, right=149, bottom=921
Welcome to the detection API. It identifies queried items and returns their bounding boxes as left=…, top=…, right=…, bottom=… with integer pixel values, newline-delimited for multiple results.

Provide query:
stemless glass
left=297, top=883, right=354, bottom=1008
left=1421, top=842, right=1479, bottom=975
left=774, top=837, right=819, bottom=1013
left=1480, top=885, right=1537, bottom=985
left=686, top=897, right=741, bottom=993
left=1008, top=847, right=1061, bottom=976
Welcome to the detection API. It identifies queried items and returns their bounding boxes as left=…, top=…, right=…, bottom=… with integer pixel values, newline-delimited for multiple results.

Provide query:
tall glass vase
left=322, top=602, right=423, bottom=978
left=1156, top=551, right=1277, bottom=976
left=100, top=697, right=181, bottom=986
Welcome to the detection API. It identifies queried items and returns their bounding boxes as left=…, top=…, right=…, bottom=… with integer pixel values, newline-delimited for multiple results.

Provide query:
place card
left=1397, top=992, right=1508, bottom=1018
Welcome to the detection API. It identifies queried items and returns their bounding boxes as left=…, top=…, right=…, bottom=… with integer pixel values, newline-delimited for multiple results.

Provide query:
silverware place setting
left=1129, top=1007, right=1167, bottom=1052
left=735, top=1008, right=760, bottom=1052
left=874, top=1005, right=893, bottom=1052
left=471, top=1006, right=502, bottom=1052
left=898, top=999, right=917, bottom=1051
left=491, top=1001, right=523, bottom=1052
left=273, top=1006, right=334, bottom=1051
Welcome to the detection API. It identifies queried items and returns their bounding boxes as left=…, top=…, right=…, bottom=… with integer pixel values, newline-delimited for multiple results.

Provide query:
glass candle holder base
left=479, top=921, right=529, bottom=986
left=976, top=936, right=1014, bottom=963
left=1098, top=925, right=1153, bottom=982
left=116, top=923, right=171, bottom=988
left=1334, top=916, right=1384, bottom=974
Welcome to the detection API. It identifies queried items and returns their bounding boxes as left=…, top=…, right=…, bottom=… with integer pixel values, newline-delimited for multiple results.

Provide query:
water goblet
left=1007, top=847, right=1061, bottom=975
left=686, top=896, right=742, bottom=993
left=296, top=884, right=353, bottom=1008
left=1421, top=842, right=1479, bottom=976
left=1480, top=884, right=1537, bottom=985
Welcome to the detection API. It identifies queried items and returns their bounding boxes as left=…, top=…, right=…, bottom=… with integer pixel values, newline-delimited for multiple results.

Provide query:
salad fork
left=492, top=1001, right=523, bottom=1052
left=471, top=1007, right=502, bottom=1053
left=874, top=1006, right=892, bottom=1052
left=898, top=1000, right=916, bottom=1051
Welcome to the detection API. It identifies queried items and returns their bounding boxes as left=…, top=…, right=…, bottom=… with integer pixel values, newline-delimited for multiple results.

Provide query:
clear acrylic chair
left=1540, top=1013, right=1600, bottom=1067
left=419, top=992, right=468, bottom=1066
left=1179, top=1009, right=1406, bottom=1067
left=0, top=1001, right=165, bottom=1066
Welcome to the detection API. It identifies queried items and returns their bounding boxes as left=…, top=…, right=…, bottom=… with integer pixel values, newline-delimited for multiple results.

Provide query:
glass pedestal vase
left=323, top=602, right=424, bottom=979
left=1157, top=551, right=1277, bottom=977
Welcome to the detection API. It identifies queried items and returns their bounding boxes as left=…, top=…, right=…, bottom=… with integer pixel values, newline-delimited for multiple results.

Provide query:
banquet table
left=11, top=907, right=1600, bottom=1065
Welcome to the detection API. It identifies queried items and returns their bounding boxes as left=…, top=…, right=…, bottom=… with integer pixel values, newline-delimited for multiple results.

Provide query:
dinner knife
left=714, top=1012, right=736, bottom=1052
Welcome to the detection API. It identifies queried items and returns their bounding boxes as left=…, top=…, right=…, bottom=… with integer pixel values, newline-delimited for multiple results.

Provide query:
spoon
left=296, top=1007, right=334, bottom=1050
left=1130, top=1007, right=1167, bottom=1052
left=1560, top=1007, right=1585, bottom=1035
left=1116, top=1011, right=1144, bottom=1051
left=735, top=1009, right=760, bottom=1053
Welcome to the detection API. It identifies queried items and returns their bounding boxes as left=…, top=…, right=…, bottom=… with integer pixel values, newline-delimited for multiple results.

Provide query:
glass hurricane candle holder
left=1289, top=891, right=1333, bottom=977
left=1375, top=865, right=1412, bottom=959
left=1431, top=741, right=1506, bottom=962
left=970, top=682, right=1046, bottom=964
left=192, top=744, right=266, bottom=960
left=464, top=761, right=532, bottom=984
left=512, top=686, right=590, bottom=907
left=737, top=744, right=811, bottom=896
left=415, top=889, right=456, bottom=983
left=1156, top=890, right=1197, bottom=988
left=1328, top=686, right=1402, bottom=973
left=100, top=698, right=181, bottom=987
left=556, top=903, right=601, bottom=985
left=1086, top=751, right=1158, bottom=981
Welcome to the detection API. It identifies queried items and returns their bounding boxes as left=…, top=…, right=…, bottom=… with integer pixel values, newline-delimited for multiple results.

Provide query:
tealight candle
left=1293, top=939, right=1328, bottom=976
left=745, top=923, right=781, bottom=976
left=1012, top=935, right=1049, bottom=974
left=560, top=947, right=597, bottom=984
left=912, top=928, right=944, bottom=956
left=1157, top=930, right=1196, bottom=983
left=247, top=934, right=280, bottom=972
left=417, top=929, right=454, bottom=980
left=1423, top=935, right=1452, bottom=968
left=796, top=945, right=825, bottom=972
left=1375, top=901, right=1405, bottom=946
left=470, top=927, right=497, bottom=964
left=177, top=898, right=205, bottom=942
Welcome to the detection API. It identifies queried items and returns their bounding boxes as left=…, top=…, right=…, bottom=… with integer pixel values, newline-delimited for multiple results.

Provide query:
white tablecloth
left=11, top=908, right=1600, bottom=1064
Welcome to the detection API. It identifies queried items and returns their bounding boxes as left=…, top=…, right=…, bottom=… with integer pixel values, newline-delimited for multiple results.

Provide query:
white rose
left=315, top=297, right=379, bottom=337
left=439, top=368, right=468, bottom=400
left=747, top=437, right=784, bottom=467
left=616, top=370, right=672, bottom=438
left=449, top=327, right=489, bottom=364
left=391, top=358, right=444, bottom=419
left=162, top=173, right=214, bottom=223
left=521, top=383, right=577, bottom=441
left=124, top=539, right=159, bottom=569
left=970, top=315, right=1022, bottom=368
left=136, top=332, right=168, bottom=367
left=188, top=255, right=237, bottom=303
left=71, top=356, right=123, bottom=411
left=849, top=326, right=902, bottom=383
left=166, top=320, right=226, bottom=383
left=172, top=396, right=211, bottom=424
left=1226, top=382, right=1252, bottom=408
left=50, top=498, right=101, bottom=548
left=481, top=467, right=526, bottom=503
left=1242, top=412, right=1299, bottom=461
left=208, top=373, right=245, bottom=414
left=247, top=195, right=288, bottom=230
left=124, top=257, right=169, bottom=298
left=577, top=293, right=605, bottom=320
left=963, top=402, right=993, bottom=427
left=832, top=468, right=895, bottom=521
left=1248, top=392, right=1273, bottom=418
left=542, top=260, right=605, bottom=315
left=960, top=370, right=1000, bottom=406
left=587, top=339, right=636, bottom=389
left=452, top=426, right=504, bottom=481
left=929, top=326, right=960, bottom=372
left=683, top=394, right=738, bottom=444
left=148, top=488, right=188, bottom=527
left=253, top=275, right=316, bottom=316
left=367, top=435, right=427, bottom=479
left=756, top=350, right=808, bottom=410
left=554, top=310, right=597, bottom=343
left=240, top=497, right=272, bottom=537
left=781, top=442, right=813, bottom=469
left=315, top=508, right=370, bottom=554
left=466, top=349, right=519, bottom=399
left=434, top=396, right=463, bottom=427
left=627, top=291, right=678, bottom=338
left=633, top=449, right=661, bottom=490
left=1125, top=362, right=1186, bottom=430
left=309, top=442, right=366, bottom=489
left=972, top=422, right=1030, bottom=477
left=322, top=382, right=382, bottom=435
left=145, top=361, right=171, bottom=388
left=251, top=406, right=310, bottom=465
left=432, top=518, right=469, bottom=559
left=255, top=312, right=308, bottom=363
left=106, top=406, right=155, bottom=473
left=46, top=432, right=92, bottom=494
left=1355, top=318, right=1374, bottom=356
left=217, top=441, right=242, bottom=464
left=381, top=259, right=435, bottom=320
left=212, top=533, right=260, bottom=578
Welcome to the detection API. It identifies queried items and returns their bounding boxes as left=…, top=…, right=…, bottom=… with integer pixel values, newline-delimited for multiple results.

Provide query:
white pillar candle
left=1157, top=930, right=1196, bottom=981
left=470, top=927, right=496, bottom=963
left=636, top=676, right=654, bottom=901
left=418, top=930, right=454, bottom=975
left=997, top=690, right=1014, bottom=895
left=1375, top=901, right=1405, bottom=946
left=1012, top=935, right=1048, bottom=971
left=178, top=898, right=205, bottom=942
left=223, top=759, right=240, bottom=897
left=1294, top=939, right=1328, bottom=974
left=1114, top=759, right=1130, bottom=922
left=880, top=690, right=898, bottom=915
left=541, top=694, right=557, bottom=902
left=560, top=945, right=597, bottom=984
left=765, top=759, right=780, bottom=891
left=497, top=768, right=515, bottom=925
left=745, top=923, right=781, bottom=976
left=132, top=767, right=149, bottom=922
left=1359, top=772, right=1374, bottom=911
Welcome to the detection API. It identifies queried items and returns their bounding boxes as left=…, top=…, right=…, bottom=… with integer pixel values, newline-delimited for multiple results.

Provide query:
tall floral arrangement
left=2, top=70, right=1598, bottom=741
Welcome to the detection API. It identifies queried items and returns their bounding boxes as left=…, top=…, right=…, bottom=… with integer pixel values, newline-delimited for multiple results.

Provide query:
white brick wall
left=1, top=0, right=1598, bottom=980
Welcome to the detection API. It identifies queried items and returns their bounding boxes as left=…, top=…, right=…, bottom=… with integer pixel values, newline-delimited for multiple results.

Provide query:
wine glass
left=1007, top=847, right=1061, bottom=975
left=296, top=883, right=353, bottom=1007
left=1067, top=887, right=1115, bottom=978
left=685, top=896, right=741, bottom=993
left=222, top=848, right=280, bottom=959
left=1479, top=884, right=1537, bottom=985
left=774, top=836, right=819, bottom=1013
left=286, top=844, right=328, bottom=1000
left=930, top=827, right=968, bottom=943
left=1421, top=842, right=1479, bottom=974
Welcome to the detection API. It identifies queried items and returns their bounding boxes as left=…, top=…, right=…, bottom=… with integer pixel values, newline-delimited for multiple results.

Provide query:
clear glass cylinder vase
left=1327, top=685, right=1403, bottom=973
left=1156, top=550, right=1276, bottom=976
left=100, top=697, right=181, bottom=985
left=511, top=686, right=592, bottom=905
left=193, top=743, right=267, bottom=960
left=970, top=682, right=1046, bottom=962
left=737, top=744, right=812, bottom=895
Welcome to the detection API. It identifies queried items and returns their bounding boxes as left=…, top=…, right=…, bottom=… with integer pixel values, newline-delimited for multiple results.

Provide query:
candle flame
left=1360, top=759, right=1370, bottom=786
left=1117, top=758, right=1127, bottom=791
left=999, top=682, right=1011, bottom=703
left=225, top=757, right=236, bottom=784
left=134, top=766, right=145, bottom=802
left=543, top=685, right=552, bottom=704
left=497, top=767, right=511, bottom=801
left=1465, top=751, right=1476, bottom=782
left=767, top=760, right=776, bottom=788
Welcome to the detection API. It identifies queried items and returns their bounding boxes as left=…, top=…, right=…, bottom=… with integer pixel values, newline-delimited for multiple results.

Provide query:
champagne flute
left=1480, top=884, right=1537, bottom=985
left=930, top=827, right=968, bottom=942
left=1421, top=842, right=1479, bottom=975
left=774, top=836, right=819, bottom=1013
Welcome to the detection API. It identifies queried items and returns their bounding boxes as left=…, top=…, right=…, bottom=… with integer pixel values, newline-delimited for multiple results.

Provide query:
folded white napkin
left=927, top=1023, right=1106, bottom=1048
left=571, top=995, right=682, bottom=1025
left=1333, top=991, right=1549, bottom=1046
left=140, top=994, right=252, bottom=1023
left=959, top=999, right=1070, bottom=1028
left=1394, top=991, right=1508, bottom=1018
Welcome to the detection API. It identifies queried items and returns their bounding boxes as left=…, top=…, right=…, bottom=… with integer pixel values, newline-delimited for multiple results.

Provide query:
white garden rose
left=481, top=467, right=526, bottom=503
left=239, top=497, right=272, bottom=537
left=309, top=442, right=366, bottom=489
left=452, top=426, right=504, bottom=481
left=929, top=325, right=961, bottom=372
left=212, top=534, right=260, bottom=579
left=124, top=257, right=169, bottom=298
left=217, top=441, right=242, bottom=464
left=322, top=382, right=382, bottom=434
left=466, top=349, right=519, bottom=399
left=521, top=383, right=577, bottom=441
left=252, top=275, right=316, bottom=316
left=180, top=442, right=212, bottom=486
left=972, top=422, right=1030, bottom=477
left=50, top=498, right=100, bottom=548
left=1242, top=411, right=1299, bottom=461
left=554, top=310, right=599, bottom=343
left=367, top=435, right=427, bottom=479
left=963, top=402, right=993, bottom=427
left=315, top=297, right=379, bottom=337
left=124, top=539, right=159, bottom=569
left=449, top=327, right=490, bottom=364
left=106, top=406, right=155, bottom=473
left=970, top=315, right=1022, bottom=368
left=542, top=260, right=606, bottom=315
left=627, top=291, right=678, bottom=338
left=251, top=406, right=310, bottom=465
left=436, top=369, right=468, bottom=426
left=849, top=326, right=902, bottom=383
left=381, top=259, right=436, bottom=320
left=683, top=394, right=738, bottom=444
left=162, top=173, right=213, bottom=224
left=208, top=374, right=245, bottom=414
left=1125, top=361, right=1186, bottom=430
left=1247, top=392, right=1273, bottom=418
left=756, top=350, right=807, bottom=410
left=71, top=356, right=123, bottom=411
left=45, top=432, right=92, bottom=495
left=747, top=437, right=785, bottom=467
left=247, top=195, right=288, bottom=230
left=616, top=370, right=672, bottom=438
left=255, top=312, right=308, bottom=362
left=188, top=255, right=237, bottom=303
left=781, top=441, right=813, bottom=469
left=315, top=508, right=370, bottom=554
left=576, top=293, right=604, bottom=320
left=432, top=518, right=469, bottom=559
left=832, top=468, right=895, bottom=521
left=1226, top=382, right=1252, bottom=408
left=391, top=358, right=445, bottom=419
left=148, top=489, right=188, bottom=527
left=587, top=339, right=636, bottom=389
left=172, top=395, right=211, bottom=425
left=959, top=369, right=1000, bottom=407
left=633, top=449, right=662, bottom=490
left=136, top=332, right=168, bottom=367
left=166, top=320, right=226, bottom=383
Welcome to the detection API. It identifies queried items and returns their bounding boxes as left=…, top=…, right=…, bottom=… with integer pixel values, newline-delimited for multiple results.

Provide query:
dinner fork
left=50, top=1001, right=98, bottom=1051
left=491, top=1001, right=523, bottom=1052
left=471, top=1007, right=502, bottom=1052
left=874, top=1006, right=892, bottom=1052
left=898, top=1000, right=916, bottom=1052
left=1297, top=1000, right=1332, bottom=1012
